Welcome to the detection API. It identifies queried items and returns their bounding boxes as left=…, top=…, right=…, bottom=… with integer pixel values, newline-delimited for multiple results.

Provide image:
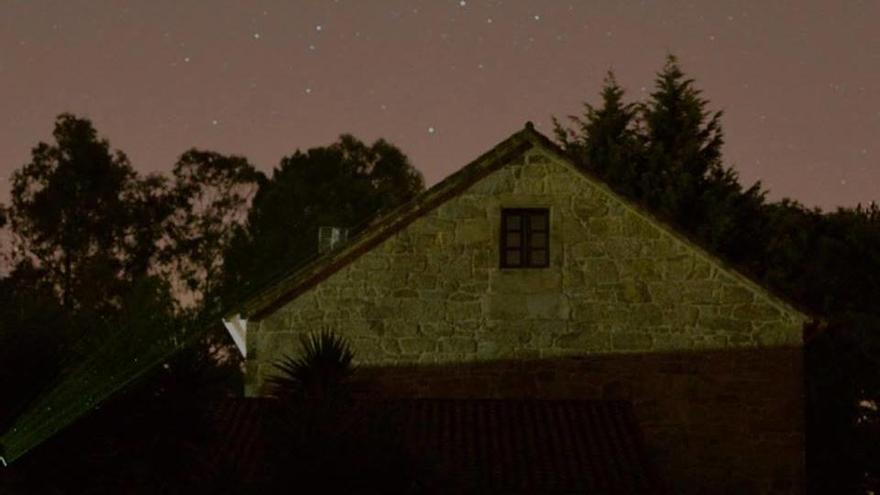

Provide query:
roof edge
left=229, top=124, right=538, bottom=320
left=522, top=129, right=815, bottom=325
left=228, top=122, right=815, bottom=328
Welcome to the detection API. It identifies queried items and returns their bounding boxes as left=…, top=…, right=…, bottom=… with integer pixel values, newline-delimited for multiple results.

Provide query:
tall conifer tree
left=553, top=72, right=642, bottom=198
left=641, top=55, right=727, bottom=230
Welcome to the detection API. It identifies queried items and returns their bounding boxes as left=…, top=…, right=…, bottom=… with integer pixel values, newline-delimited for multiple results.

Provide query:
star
left=253, top=32, right=261, bottom=40
left=316, top=25, right=323, bottom=31
left=305, top=87, right=312, bottom=94
left=427, top=126, right=436, bottom=134
left=459, top=1, right=466, bottom=6
left=533, top=14, right=541, bottom=21
left=211, top=119, right=219, bottom=126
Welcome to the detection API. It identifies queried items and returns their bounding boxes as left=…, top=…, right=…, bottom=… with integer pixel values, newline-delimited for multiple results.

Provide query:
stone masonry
left=245, top=143, right=807, bottom=493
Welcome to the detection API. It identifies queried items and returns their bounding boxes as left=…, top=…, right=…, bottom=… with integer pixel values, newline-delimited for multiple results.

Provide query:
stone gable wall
left=250, top=150, right=803, bottom=376
left=247, top=149, right=806, bottom=493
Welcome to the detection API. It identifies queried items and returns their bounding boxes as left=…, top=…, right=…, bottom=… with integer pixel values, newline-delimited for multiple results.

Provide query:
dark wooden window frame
left=500, top=208, right=550, bottom=268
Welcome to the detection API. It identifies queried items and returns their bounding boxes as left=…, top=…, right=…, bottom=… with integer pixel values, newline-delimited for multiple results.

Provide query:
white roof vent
left=318, top=226, right=349, bottom=254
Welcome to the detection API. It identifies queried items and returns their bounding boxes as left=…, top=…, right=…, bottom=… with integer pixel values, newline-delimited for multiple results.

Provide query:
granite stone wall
left=247, top=149, right=806, bottom=493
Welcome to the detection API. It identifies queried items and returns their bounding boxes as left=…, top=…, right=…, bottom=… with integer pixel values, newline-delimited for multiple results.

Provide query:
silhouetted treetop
left=218, top=134, right=424, bottom=306
left=8, top=114, right=173, bottom=313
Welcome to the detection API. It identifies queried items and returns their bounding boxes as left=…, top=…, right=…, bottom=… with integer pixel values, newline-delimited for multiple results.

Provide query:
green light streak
left=0, top=319, right=216, bottom=465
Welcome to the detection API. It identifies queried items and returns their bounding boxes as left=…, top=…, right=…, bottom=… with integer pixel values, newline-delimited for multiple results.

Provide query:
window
left=500, top=208, right=549, bottom=268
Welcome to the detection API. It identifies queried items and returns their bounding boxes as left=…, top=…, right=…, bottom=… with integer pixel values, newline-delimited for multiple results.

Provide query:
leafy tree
left=7, top=114, right=173, bottom=314
left=220, top=135, right=424, bottom=305
left=0, top=115, right=218, bottom=481
left=162, top=149, right=264, bottom=313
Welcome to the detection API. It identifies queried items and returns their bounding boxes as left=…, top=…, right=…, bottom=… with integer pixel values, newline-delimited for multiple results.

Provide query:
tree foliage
left=555, top=55, right=880, bottom=494
left=7, top=114, right=173, bottom=314
left=162, top=149, right=263, bottom=312
left=0, top=114, right=426, bottom=491
left=554, top=71, right=642, bottom=198
left=219, top=134, right=424, bottom=306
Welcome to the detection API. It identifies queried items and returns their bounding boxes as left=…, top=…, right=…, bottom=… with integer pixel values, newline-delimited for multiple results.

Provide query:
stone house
left=223, top=123, right=808, bottom=493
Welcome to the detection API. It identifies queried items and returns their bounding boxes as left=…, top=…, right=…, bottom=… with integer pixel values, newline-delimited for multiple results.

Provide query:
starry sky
left=1, top=0, right=878, bottom=209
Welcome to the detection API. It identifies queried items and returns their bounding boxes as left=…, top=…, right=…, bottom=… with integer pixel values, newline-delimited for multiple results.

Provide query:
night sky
left=2, top=1, right=878, bottom=209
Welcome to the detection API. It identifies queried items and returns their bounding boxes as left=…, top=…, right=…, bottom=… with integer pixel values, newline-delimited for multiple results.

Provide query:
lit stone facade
left=240, top=132, right=807, bottom=493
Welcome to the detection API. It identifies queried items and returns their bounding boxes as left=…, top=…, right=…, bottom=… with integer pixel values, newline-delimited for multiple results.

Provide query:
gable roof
left=226, top=123, right=811, bottom=324
left=204, top=398, right=664, bottom=493
left=227, top=123, right=536, bottom=320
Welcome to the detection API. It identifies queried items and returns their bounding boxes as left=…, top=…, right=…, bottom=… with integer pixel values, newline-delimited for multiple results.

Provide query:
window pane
left=530, top=213, right=547, bottom=231
left=505, top=250, right=521, bottom=266
left=506, top=232, right=521, bottom=248
left=530, top=249, right=547, bottom=266
left=505, top=214, right=521, bottom=230
left=531, top=232, right=547, bottom=248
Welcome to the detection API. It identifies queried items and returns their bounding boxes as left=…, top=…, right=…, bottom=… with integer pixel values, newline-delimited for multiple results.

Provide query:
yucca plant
left=263, top=332, right=442, bottom=493
left=264, top=332, right=357, bottom=489
left=268, top=331, right=354, bottom=404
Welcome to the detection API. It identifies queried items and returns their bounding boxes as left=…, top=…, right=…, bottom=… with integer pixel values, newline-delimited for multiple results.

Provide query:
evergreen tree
left=555, top=56, right=880, bottom=492
left=641, top=54, right=729, bottom=232
left=553, top=71, right=642, bottom=198
left=554, top=58, right=767, bottom=260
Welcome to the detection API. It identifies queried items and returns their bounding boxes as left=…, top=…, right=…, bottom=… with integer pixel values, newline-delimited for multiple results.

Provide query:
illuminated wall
left=249, top=146, right=806, bottom=493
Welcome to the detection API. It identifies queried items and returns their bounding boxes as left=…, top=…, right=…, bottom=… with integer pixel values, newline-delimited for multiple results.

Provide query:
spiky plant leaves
left=268, top=331, right=354, bottom=404
left=265, top=331, right=354, bottom=457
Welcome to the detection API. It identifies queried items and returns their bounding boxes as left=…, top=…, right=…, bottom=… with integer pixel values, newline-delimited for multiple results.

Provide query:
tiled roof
left=203, top=398, right=663, bottom=494
left=202, top=397, right=270, bottom=483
